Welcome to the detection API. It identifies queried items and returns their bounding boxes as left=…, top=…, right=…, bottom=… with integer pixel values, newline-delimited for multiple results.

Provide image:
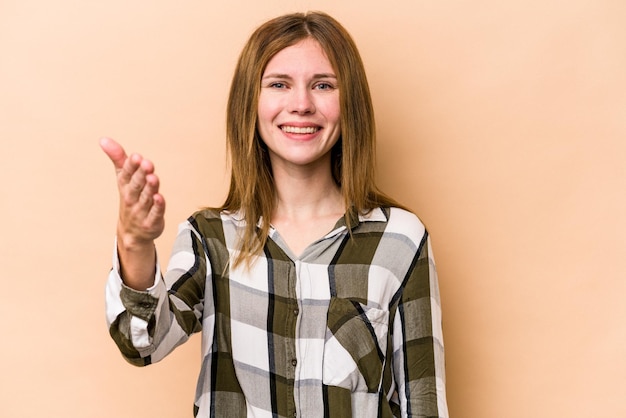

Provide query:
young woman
left=101, top=11, right=448, bottom=418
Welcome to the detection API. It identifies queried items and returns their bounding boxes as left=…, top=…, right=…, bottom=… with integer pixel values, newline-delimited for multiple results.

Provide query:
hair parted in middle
left=222, top=11, right=400, bottom=266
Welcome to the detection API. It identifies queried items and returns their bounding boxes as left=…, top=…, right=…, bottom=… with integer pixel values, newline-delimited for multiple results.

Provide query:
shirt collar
left=227, top=206, right=389, bottom=232
left=328, top=206, right=388, bottom=237
left=358, top=206, right=388, bottom=223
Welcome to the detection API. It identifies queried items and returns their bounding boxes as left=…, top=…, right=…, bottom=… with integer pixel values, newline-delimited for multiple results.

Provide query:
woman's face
left=257, top=38, right=341, bottom=173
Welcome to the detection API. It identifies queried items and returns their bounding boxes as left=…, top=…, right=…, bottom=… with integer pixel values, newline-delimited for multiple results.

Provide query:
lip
left=279, top=122, right=321, bottom=128
left=278, top=122, right=322, bottom=137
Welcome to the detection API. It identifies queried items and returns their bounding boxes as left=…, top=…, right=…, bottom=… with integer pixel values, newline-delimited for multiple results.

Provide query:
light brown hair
left=222, top=11, right=401, bottom=267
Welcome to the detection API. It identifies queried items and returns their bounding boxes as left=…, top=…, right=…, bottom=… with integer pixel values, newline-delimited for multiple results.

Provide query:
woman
left=102, top=11, right=448, bottom=417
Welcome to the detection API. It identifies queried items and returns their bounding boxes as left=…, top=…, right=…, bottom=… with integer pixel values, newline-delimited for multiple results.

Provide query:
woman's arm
left=393, top=234, right=449, bottom=417
left=100, top=137, right=165, bottom=291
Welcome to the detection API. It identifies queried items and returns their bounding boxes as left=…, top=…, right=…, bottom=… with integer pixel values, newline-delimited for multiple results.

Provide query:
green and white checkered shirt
left=106, top=206, right=448, bottom=417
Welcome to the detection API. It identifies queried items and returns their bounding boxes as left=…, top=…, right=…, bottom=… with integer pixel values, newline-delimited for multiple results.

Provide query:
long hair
left=222, top=11, right=401, bottom=267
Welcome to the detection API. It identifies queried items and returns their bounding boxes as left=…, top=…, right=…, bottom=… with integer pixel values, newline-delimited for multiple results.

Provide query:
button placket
left=284, top=261, right=298, bottom=418
left=292, top=260, right=304, bottom=418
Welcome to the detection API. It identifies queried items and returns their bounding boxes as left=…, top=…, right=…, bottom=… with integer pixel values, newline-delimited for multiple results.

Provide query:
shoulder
left=185, top=208, right=244, bottom=238
left=187, top=207, right=223, bottom=228
left=383, top=206, right=428, bottom=246
left=385, top=206, right=425, bottom=230
left=188, top=208, right=243, bottom=223
left=358, top=206, right=427, bottom=246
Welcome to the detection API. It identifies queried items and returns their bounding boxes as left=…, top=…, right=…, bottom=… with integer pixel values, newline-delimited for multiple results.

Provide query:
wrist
left=116, top=228, right=155, bottom=253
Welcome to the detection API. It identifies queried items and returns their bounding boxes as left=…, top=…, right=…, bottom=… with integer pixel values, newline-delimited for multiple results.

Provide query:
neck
left=271, top=160, right=344, bottom=223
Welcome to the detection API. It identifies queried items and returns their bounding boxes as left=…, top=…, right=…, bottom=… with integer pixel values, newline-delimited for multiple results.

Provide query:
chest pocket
left=322, top=297, right=389, bottom=393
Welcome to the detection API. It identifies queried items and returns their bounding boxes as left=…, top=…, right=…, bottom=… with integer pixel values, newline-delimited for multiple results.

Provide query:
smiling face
left=257, top=38, right=341, bottom=174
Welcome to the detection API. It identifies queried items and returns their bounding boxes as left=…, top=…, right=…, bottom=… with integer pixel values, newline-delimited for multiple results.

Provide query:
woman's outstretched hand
left=100, top=137, right=165, bottom=290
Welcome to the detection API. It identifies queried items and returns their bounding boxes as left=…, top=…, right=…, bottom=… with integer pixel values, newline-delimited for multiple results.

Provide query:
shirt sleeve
left=105, top=219, right=209, bottom=366
left=392, top=234, right=449, bottom=417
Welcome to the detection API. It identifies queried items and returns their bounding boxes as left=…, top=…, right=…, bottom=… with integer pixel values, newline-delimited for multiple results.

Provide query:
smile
left=280, top=125, right=320, bottom=134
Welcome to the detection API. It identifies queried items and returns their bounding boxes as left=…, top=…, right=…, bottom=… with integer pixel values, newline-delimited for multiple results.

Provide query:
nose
left=288, top=87, right=315, bottom=115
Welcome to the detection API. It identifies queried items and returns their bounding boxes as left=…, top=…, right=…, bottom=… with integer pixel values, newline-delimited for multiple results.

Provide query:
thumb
left=99, top=137, right=128, bottom=171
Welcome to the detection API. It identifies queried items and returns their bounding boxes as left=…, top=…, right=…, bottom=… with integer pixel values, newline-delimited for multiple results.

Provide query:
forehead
left=263, top=38, right=334, bottom=75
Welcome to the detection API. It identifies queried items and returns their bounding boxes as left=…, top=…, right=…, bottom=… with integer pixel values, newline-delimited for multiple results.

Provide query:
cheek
left=257, top=93, right=282, bottom=122
left=257, top=99, right=277, bottom=142
left=321, top=97, right=341, bottom=124
left=257, top=98, right=270, bottom=124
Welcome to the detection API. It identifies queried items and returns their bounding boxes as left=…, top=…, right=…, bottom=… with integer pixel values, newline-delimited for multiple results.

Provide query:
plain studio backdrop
left=1, top=0, right=625, bottom=417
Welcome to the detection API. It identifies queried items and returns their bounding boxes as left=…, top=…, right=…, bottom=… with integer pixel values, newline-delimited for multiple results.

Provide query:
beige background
left=1, top=0, right=625, bottom=416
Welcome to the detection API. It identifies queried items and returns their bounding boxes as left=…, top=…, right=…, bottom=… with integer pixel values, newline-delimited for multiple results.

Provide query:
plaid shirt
left=106, top=207, right=448, bottom=417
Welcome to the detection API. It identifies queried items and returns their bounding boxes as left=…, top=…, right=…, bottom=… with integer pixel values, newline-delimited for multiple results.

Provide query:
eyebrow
left=261, top=73, right=337, bottom=80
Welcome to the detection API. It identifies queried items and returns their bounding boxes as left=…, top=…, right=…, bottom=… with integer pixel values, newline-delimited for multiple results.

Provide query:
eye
left=269, top=82, right=287, bottom=89
left=314, top=82, right=335, bottom=91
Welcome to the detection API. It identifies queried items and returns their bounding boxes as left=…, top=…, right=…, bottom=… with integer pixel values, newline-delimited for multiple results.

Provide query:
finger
left=137, top=173, right=160, bottom=209
left=145, top=193, right=166, bottom=236
left=117, top=153, right=141, bottom=188
left=120, top=154, right=156, bottom=200
left=99, top=137, right=128, bottom=171
left=123, top=159, right=150, bottom=204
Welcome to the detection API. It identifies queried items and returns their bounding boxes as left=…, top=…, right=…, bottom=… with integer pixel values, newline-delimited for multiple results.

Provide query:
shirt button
left=291, top=358, right=297, bottom=367
left=293, top=309, right=299, bottom=316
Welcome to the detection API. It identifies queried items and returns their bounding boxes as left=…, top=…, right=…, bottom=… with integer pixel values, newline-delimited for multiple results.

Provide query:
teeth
left=281, top=126, right=318, bottom=134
